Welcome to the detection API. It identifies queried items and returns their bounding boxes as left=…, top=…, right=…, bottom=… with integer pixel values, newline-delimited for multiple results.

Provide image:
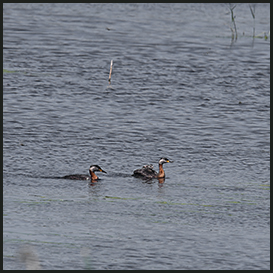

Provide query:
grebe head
left=89, top=165, right=107, bottom=173
left=158, top=157, right=173, bottom=165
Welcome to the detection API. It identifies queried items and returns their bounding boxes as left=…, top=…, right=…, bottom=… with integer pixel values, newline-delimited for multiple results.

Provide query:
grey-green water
left=3, top=3, right=270, bottom=270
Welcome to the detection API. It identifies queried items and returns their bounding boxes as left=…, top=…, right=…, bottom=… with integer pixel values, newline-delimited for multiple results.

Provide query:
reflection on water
left=3, top=3, right=270, bottom=270
left=18, top=245, right=41, bottom=270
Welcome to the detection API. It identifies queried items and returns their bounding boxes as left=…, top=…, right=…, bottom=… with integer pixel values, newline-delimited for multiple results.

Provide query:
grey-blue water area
left=3, top=3, right=270, bottom=270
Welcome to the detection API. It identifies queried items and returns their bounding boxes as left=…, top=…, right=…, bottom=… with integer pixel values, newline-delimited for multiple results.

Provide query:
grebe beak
left=168, top=160, right=173, bottom=163
left=100, top=168, right=107, bottom=173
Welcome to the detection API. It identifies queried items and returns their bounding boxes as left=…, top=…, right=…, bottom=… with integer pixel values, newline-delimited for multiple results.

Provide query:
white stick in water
left=108, top=60, right=113, bottom=83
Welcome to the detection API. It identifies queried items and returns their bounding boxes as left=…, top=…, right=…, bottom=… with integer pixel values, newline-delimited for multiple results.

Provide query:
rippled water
left=3, top=3, right=270, bottom=270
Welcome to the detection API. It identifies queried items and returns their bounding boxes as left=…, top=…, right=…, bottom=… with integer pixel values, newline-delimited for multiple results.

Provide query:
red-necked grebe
left=63, top=165, right=107, bottom=181
left=132, top=158, right=173, bottom=179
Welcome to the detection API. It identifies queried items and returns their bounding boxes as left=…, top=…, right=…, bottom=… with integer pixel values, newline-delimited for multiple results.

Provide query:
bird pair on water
left=63, top=157, right=173, bottom=182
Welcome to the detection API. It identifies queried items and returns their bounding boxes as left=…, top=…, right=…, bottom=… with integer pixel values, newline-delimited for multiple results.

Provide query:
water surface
left=3, top=3, right=270, bottom=270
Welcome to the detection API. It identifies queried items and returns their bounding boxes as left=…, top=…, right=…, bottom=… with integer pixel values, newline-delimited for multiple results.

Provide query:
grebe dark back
left=63, top=165, right=107, bottom=181
left=132, top=158, right=173, bottom=180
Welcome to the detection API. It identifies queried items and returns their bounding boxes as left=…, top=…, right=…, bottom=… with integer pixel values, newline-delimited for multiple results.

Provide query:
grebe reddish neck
left=89, top=165, right=107, bottom=180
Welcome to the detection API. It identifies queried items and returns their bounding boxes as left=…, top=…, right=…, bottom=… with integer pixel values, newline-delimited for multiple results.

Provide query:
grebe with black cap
left=132, top=158, right=173, bottom=180
left=63, top=165, right=107, bottom=181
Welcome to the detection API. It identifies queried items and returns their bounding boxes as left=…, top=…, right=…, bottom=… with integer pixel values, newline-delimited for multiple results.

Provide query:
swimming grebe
left=132, top=158, right=173, bottom=179
left=63, top=165, right=107, bottom=181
